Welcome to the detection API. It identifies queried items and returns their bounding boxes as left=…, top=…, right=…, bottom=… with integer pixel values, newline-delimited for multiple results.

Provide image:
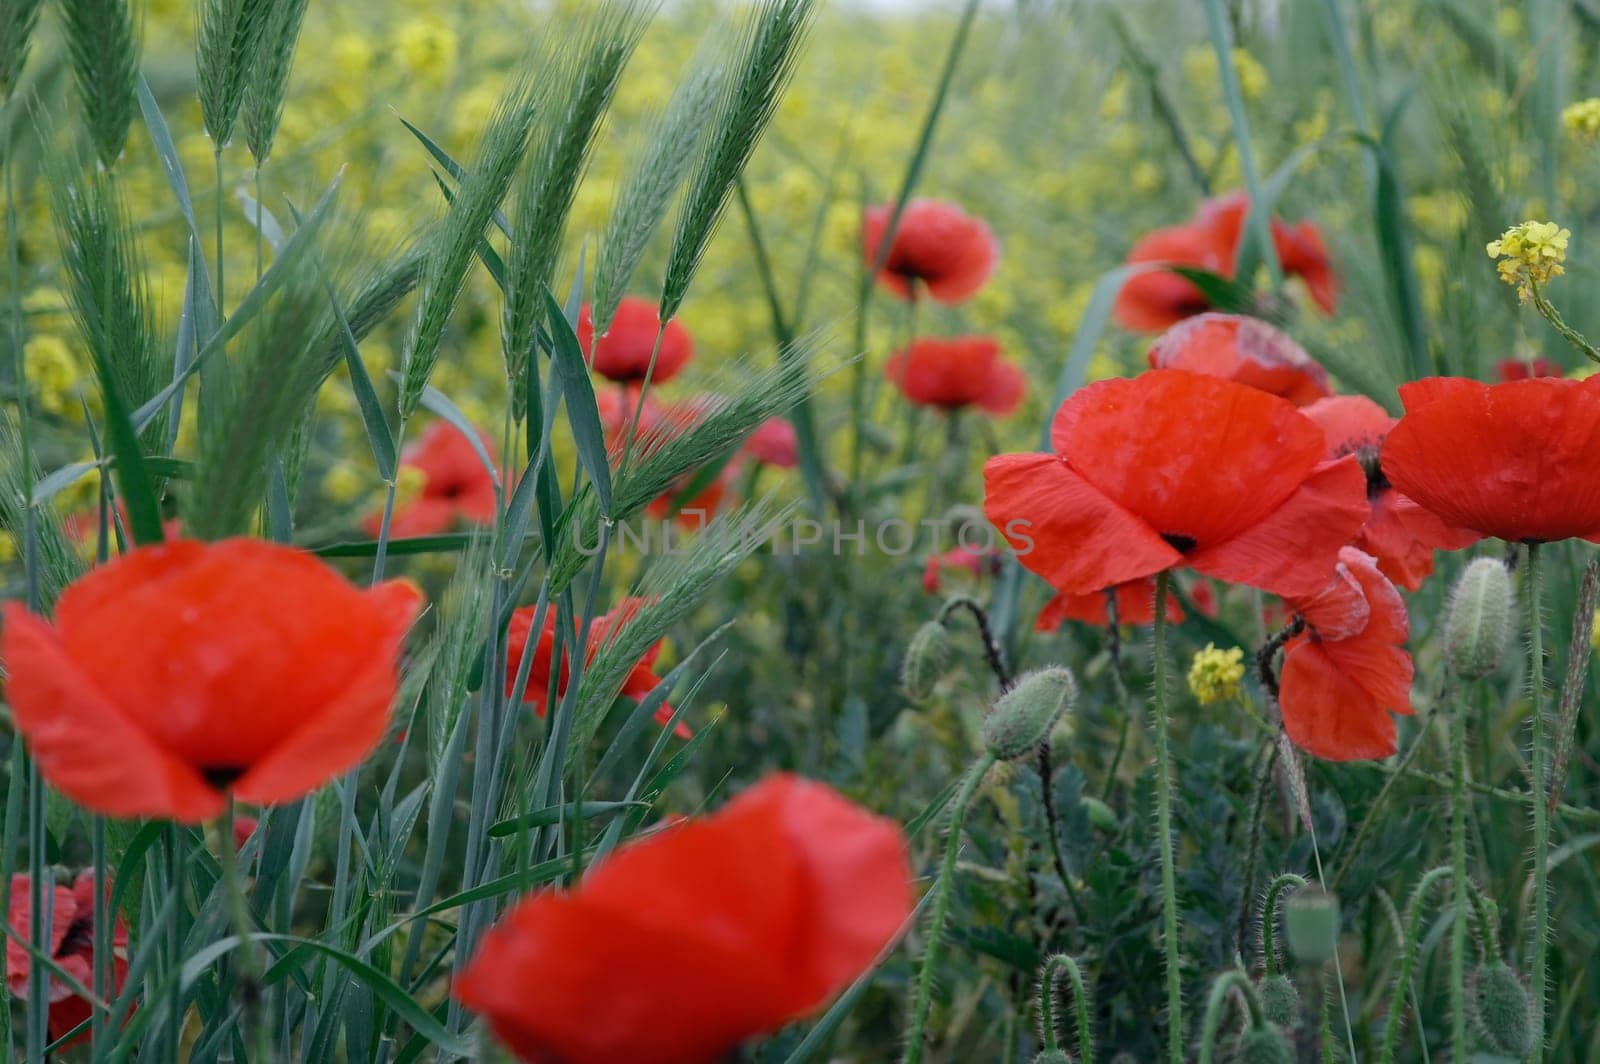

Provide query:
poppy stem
left=1038, top=953, right=1095, bottom=1063
left=1260, top=872, right=1308, bottom=977
left=218, top=799, right=267, bottom=1058
left=1525, top=541, right=1549, bottom=1062
left=1196, top=968, right=1264, bottom=1064
left=1450, top=694, right=1469, bottom=1057
left=1379, top=864, right=1454, bottom=1063
left=903, top=752, right=996, bottom=1064
left=1151, top=572, right=1184, bottom=1063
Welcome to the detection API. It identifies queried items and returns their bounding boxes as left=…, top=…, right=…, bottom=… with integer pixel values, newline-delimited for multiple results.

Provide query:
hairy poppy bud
left=1231, top=1026, right=1295, bottom=1064
left=1468, top=962, right=1534, bottom=1057
left=1443, top=557, right=1515, bottom=678
left=1032, top=1052, right=1072, bottom=1064
left=1257, top=973, right=1300, bottom=1027
left=981, top=668, right=1077, bottom=761
left=1283, top=887, right=1340, bottom=967
left=1080, top=795, right=1118, bottom=832
left=902, top=621, right=951, bottom=702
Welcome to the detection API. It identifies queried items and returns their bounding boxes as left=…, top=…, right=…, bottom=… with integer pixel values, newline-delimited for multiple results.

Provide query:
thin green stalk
left=214, top=147, right=225, bottom=314
left=1196, top=969, right=1264, bottom=1064
left=1529, top=280, right=1600, bottom=364
left=219, top=799, right=269, bottom=1060
left=1039, top=954, right=1094, bottom=1064
left=1526, top=541, right=1549, bottom=1062
left=1450, top=699, right=1469, bottom=1057
left=903, top=752, right=996, bottom=1064
left=26, top=770, right=45, bottom=1063
left=1261, top=872, right=1308, bottom=976
left=1151, top=572, right=1183, bottom=1063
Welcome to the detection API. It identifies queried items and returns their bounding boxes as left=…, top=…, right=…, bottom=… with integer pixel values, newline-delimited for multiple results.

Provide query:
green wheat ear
left=241, top=0, right=310, bottom=167
left=0, top=412, right=85, bottom=609
left=57, top=0, right=140, bottom=168
left=0, top=0, right=47, bottom=102
left=196, top=0, right=275, bottom=147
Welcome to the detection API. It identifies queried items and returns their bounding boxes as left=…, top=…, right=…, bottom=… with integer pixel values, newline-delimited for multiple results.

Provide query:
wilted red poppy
left=1036, top=577, right=1184, bottom=629
left=1381, top=376, right=1600, bottom=544
left=364, top=419, right=498, bottom=538
left=1301, top=395, right=1476, bottom=590
left=454, top=773, right=912, bottom=1064
left=1114, top=193, right=1337, bottom=332
left=0, top=538, right=421, bottom=822
left=862, top=199, right=999, bottom=304
left=1278, top=547, right=1413, bottom=760
left=1147, top=313, right=1330, bottom=406
left=578, top=298, right=694, bottom=385
left=743, top=418, right=799, bottom=469
left=984, top=370, right=1368, bottom=599
left=505, top=598, right=690, bottom=738
left=885, top=336, right=1025, bottom=415
left=1494, top=357, right=1562, bottom=382
left=6, top=872, right=129, bottom=1047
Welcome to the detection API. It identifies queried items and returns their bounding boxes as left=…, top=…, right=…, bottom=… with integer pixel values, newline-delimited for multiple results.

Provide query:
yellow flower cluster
left=1563, top=98, right=1600, bottom=144
left=1187, top=644, right=1246, bottom=706
left=1486, top=221, right=1570, bottom=302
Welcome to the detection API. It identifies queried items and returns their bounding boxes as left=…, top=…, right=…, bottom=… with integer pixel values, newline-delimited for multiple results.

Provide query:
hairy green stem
left=1151, top=572, right=1184, bottom=1062
left=1380, top=865, right=1454, bottom=1063
left=903, top=752, right=996, bottom=1064
left=1526, top=542, right=1549, bottom=1061
left=1039, top=953, right=1095, bottom=1064
left=1196, top=968, right=1264, bottom=1064
left=1450, top=698, right=1469, bottom=1056
left=1530, top=280, right=1600, bottom=364
left=1261, top=872, right=1308, bottom=976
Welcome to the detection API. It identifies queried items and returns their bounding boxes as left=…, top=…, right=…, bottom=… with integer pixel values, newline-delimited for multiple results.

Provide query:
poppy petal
left=1279, top=641, right=1398, bottom=760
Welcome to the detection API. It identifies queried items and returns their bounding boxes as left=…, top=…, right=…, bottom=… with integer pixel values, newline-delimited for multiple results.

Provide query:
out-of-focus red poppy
left=232, top=815, right=259, bottom=851
left=454, top=773, right=912, bottom=1064
left=1036, top=577, right=1184, bottom=629
left=6, top=872, right=129, bottom=1047
left=1278, top=547, right=1413, bottom=760
left=1381, top=376, right=1600, bottom=544
left=61, top=504, right=181, bottom=558
left=1114, top=193, right=1337, bottom=332
left=625, top=396, right=740, bottom=525
left=1494, top=357, right=1563, bottom=382
left=1301, top=395, right=1477, bottom=591
left=885, top=336, right=1025, bottom=415
left=862, top=199, right=999, bottom=304
left=577, top=298, right=694, bottom=385
left=983, top=370, right=1368, bottom=599
left=1147, top=313, right=1330, bottom=406
left=743, top=418, right=799, bottom=469
left=505, top=598, right=690, bottom=738
left=0, top=538, right=421, bottom=822
left=364, top=420, right=499, bottom=538
left=921, top=546, right=1000, bottom=594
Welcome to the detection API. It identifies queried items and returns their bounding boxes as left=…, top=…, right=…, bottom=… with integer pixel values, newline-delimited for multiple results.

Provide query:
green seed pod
left=981, top=667, right=1077, bottom=761
left=1468, top=962, right=1534, bottom=1057
left=1229, top=1025, right=1295, bottom=1064
left=902, top=620, right=951, bottom=702
left=1256, top=973, right=1300, bottom=1027
left=1283, top=886, right=1340, bottom=967
left=1032, top=1052, right=1073, bottom=1064
left=1443, top=557, right=1515, bottom=678
left=1080, top=795, right=1118, bottom=832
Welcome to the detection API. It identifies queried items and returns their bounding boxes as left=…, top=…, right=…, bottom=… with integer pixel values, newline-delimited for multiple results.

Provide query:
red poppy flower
left=578, top=298, right=694, bottom=385
left=1494, top=357, right=1563, bottom=382
left=983, top=369, right=1369, bottom=599
left=921, top=546, right=1000, bottom=594
left=505, top=598, right=690, bottom=738
left=1147, top=313, right=1330, bottom=406
left=364, top=420, right=499, bottom=538
left=6, top=872, right=129, bottom=1047
left=626, top=396, right=740, bottom=525
left=1036, top=577, right=1184, bottom=629
left=1114, top=193, right=1337, bottom=332
left=1301, top=395, right=1477, bottom=590
left=1278, top=547, right=1413, bottom=760
left=0, top=538, right=422, bottom=822
left=454, top=773, right=912, bottom=1064
left=885, top=336, right=1025, bottom=415
left=1381, top=375, right=1600, bottom=544
left=743, top=418, right=799, bottom=469
left=862, top=199, right=1000, bottom=304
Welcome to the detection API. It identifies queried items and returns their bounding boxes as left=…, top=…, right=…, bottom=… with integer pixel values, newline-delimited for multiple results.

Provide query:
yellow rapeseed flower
left=1486, top=220, right=1570, bottom=302
left=1564, top=98, right=1600, bottom=144
left=1188, top=644, right=1246, bottom=706
left=24, top=334, right=82, bottom=418
left=1590, top=607, right=1600, bottom=652
left=394, top=18, right=458, bottom=82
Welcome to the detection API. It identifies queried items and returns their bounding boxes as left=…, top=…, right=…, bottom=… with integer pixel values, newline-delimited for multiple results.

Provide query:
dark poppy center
left=56, top=914, right=94, bottom=959
left=1161, top=533, right=1197, bottom=554
left=200, top=765, right=247, bottom=790
left=1356, top=446, right=1389, bottom=499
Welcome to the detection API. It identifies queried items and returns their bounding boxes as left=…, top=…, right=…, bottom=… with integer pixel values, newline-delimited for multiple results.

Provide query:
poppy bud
left=1257, top=973, right=1300, bottom=1027
left=1443, top=557, right=1515, bottom=678
left=1468, top=962, right=1534, bottom=1057
left=902, top=621, right=951, bottom=702
left=1283, top=886, right=1340, bottom=967
left=1032, top=1052, right=1072, bottom=1064
left=981, top=668, right=1077, bottom=761
left=1080, top=795, right=1118, bottom=832
left=1230, top=1026, right=1295, bottom=1064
